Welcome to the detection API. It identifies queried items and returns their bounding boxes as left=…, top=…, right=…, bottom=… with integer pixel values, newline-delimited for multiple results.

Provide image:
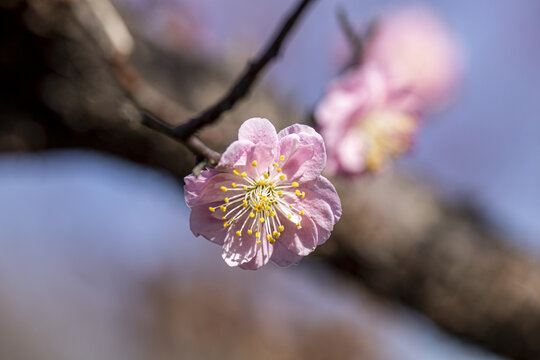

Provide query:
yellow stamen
left=267, top=234, right=273, bottom=241
left=301, top=191, right=306, bottom=199
left=224, top=197, right=229, bottom=203
left=241, top=172, right=247, bottom=178
left=259, top=218, right=265, bottom=223
left=255, top=231, right=261, bottom=238
left=220, top=206, right=227, bottom=212
left=209, top=207, right=216, bottom=212
left=236, top=231, right=241, bottom=236
left=220, top=186, right=227, bottom=192
left=264, top=173, right=269, bottom=179
left=278, top=225, right=284, bottom=232
left=277, top=168, right=282, bottom=173
left=256, top=240, right=262, bottom=244
left=233, top=169, right=240, bottom=176
left=250, top=212, right=255, bottom=218
left=299, top=210, right=304, bottom=215
left=295, top=189, right=301, bottom=196
left=252, top=160, right=257, bottom=166
left=248, top=230, right=253, bottom=235
left=231, top=182, right=237, bottom=188
left=278, top=190, right=284, bottom=196
left=280, top=155, right=285, bottom=161
left=273, top=163, right=279, bottom=167
left=273, top=231, right=280, bottom=238
left=292, top=182, right=299, bottom=188
left=279, top=174, right=285, bottom=180
left=243, top=200, right=248, bottom=207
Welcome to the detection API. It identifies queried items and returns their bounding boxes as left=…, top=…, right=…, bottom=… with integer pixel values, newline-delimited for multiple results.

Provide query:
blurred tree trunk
left=2, top=2, right=540, bottom=359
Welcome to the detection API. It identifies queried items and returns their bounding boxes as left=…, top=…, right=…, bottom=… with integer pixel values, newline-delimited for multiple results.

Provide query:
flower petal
left=184, top=169, right=219, bottom=207
left=218, top=140, right=254, bottom=169
left=278, top=214, right=318, bottom=256
left=190, top=203, right=228, bottom=245
left=278, top=132, right=326, bottom=182
left=302, top=176, right=342, bottom=245
left=238, top=117, right=278, bottom=146
left=270, top=242, right=303, bottom=267
left=238, top=240, right=274, bottom=270
left=222, top=234, right=260, bottom=267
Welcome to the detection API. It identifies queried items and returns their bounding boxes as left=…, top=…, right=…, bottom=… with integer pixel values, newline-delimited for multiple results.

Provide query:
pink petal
left=238, top=117, right=278, bottom=146
left=244, top=142, right=276, bottom=179
left=270, top=242, right=303, bottom=267
left=187, top=172, right=237, bottom=206
left=336, top=130, right=367, bottom=174
left=189, top=203, right=228, bottom=245
left=218, top=140, right=254, bottom=169
left=302, top=176, right=342, bottom=245
left=184, top=169, right=219, bottom=207
left=238, top=239, right=274, bottom=270
left=278, top=132, right=326, bottom=183
left=278, top=214, right=318, bottom=256
left=222, top=233, right=260, bottom=267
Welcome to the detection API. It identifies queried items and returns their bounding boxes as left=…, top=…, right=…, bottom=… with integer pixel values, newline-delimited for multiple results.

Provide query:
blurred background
left=1, top=0, right=539, bottom=359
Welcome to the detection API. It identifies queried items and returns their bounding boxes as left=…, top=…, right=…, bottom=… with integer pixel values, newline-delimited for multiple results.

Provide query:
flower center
left=208, top=156, right=305, bottom=245
left=358, top=110, right=416, bottom=170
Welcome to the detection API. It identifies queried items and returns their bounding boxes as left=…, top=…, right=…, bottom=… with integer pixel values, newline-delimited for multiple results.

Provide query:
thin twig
left=337, top=6, right=363, bottom=66
left=155, top=0, right=317, bottom=140
left=73, top=0, right=217, bottom=163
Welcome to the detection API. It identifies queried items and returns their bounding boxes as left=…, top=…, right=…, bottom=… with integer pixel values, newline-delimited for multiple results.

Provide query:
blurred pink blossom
left=315, top=64, right=419, bottom=175
left=184, top=118, right=341, bottom=270
left=365, top=6, right=462, bottom=112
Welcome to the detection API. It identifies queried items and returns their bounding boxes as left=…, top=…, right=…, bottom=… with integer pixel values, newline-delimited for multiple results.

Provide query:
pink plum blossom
left=184, top=117, right=342, bottom=270
left=364, top=6, right=462, bottom=112
left=315, top=64, right=419, bottom=175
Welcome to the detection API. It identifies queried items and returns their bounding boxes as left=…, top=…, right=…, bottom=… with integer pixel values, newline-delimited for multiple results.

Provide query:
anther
left=236, top=231, right=242, bottom=236
left=241, top=172, right=247, bottom=177
left=292, top=182, right=299, bottom=188
left=248, top=230, right=253, bottom=235
left=280, top=155, right=285, bottom=161
left=278, top=225, right=284, bottom=232
left=233, top=169, right=240, bottom=176
left=209, top=207, right=216, bottom=212
left=220, top=186, right=227, bottom=192
left=252, top=160, right=258, bottom=166
left=279, top=175, right=285, bottom=180
left=224, top=197, right=229, bottom=203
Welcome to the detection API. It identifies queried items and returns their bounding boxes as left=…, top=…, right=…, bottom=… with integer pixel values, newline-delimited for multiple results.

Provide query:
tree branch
left=162, top=0, right=317, bottom=140
left=337, top=6, right=363, bottom=66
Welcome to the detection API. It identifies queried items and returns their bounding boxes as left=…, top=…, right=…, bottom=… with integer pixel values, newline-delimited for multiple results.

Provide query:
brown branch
left=72, top=0, right=219, bottom=165
left=317, top=175, right=540, bottom=359
left=155, top=0, right=317, bottom=140
left=337, top=6, right=363, bottom=66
